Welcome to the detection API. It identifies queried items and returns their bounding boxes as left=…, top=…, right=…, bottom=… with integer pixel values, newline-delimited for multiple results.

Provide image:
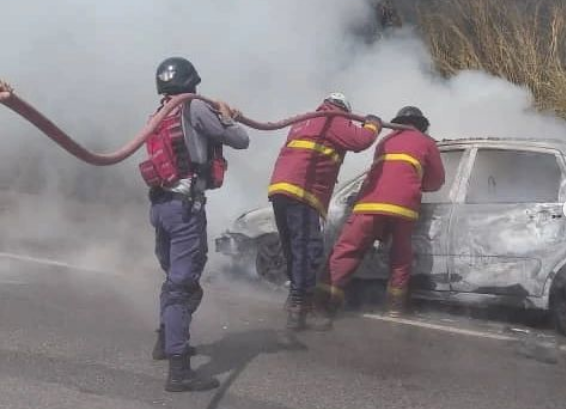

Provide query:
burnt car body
left=216, top=138, right=566, bottom=334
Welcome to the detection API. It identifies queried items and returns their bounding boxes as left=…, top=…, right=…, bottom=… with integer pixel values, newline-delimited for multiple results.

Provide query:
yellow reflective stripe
left=287, top=140, right=342, bottom=163
left=268, top=183, right=327, bottom=217
left=376, top=153, right=422, bottom=178
left=353, top=203, right=418, bottom=220
left=363, top=123, right=378, bottom=133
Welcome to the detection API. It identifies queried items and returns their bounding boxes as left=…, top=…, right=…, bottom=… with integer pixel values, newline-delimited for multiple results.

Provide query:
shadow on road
left=195, top=328, right=308, bottom=409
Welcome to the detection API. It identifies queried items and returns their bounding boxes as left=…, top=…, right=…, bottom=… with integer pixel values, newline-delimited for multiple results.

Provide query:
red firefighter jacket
left=354, top=129, right=445, bottom=220
left=269, top=102, right=379, bottom=217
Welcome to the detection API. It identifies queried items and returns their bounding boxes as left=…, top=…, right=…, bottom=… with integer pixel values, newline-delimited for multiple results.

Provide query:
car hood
left=223, top=174, right=367, bottom=239
left=223, top=206, right=277, bottom=238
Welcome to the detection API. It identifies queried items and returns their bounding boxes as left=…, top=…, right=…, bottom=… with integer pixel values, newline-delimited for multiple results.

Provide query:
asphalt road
left=1, top=254, right=565, bottom=409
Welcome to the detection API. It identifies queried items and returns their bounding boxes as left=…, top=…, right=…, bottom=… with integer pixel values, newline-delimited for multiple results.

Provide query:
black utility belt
left=149, top=188, right=206, bottom=204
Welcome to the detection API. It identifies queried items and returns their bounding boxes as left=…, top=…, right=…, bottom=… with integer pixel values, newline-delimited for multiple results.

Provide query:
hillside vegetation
left=417, top=0, right=566, bottom=117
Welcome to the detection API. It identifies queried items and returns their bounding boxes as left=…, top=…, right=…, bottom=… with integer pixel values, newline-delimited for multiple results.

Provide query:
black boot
left=286, top=296, right=309, bottom=331
left=165, top=355, right=220, bottom=392
left=286, top=304, right=308, bottom=331
left=153, top=326, right=197, bottom=360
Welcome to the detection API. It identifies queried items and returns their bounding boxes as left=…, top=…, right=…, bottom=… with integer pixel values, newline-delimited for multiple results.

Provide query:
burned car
left=216, top=138, right=566, bottom=334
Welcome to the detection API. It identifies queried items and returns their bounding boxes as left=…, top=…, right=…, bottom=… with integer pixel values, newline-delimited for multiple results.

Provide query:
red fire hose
left=0, top=84, right=412, bottom=166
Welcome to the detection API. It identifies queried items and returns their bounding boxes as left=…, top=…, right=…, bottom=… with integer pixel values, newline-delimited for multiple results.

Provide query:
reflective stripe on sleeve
left=363, top=123, right=379, bottom=133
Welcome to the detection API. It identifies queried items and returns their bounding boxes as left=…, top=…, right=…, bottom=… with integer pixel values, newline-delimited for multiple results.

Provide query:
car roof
left=437, top=137, right=566, bottom=152
left=338, top=136, right=566, bottom=189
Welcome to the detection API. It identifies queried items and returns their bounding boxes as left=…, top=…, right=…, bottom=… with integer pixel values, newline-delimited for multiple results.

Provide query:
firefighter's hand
left=364, top=114, right=382, bottom=133
left=216, top=100, right=239, bottom=120
left=0, top=80, right=14, bottom=102
left=231, top=108, right=242, bottom=121
left=365, top=114, right=382, bottom=126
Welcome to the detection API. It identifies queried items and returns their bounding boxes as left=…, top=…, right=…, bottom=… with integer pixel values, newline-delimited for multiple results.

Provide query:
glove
left=363, top=114, right=382, bottom=133
left=365, top=114, right=381, bottom=126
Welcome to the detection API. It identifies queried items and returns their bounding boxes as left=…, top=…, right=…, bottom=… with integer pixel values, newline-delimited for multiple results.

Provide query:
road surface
left=1, top=253, right=565, bottom=409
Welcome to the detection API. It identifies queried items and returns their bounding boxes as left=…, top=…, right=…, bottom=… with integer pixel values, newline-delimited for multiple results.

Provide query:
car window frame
left=422, top=147, right=470, bottom=204
left=456, top=145, right=566, bottom=204
left=333, top=146, right=473, bottom=206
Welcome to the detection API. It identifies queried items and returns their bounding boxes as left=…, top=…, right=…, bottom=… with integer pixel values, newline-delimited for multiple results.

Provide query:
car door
left=351, top=148, right=468, bottom=290
left=449, top=147, right=566, bottom=298
left=409, top=148, right=467, bottom=291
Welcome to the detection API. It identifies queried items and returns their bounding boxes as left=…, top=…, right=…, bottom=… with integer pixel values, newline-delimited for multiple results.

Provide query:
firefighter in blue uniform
left=141, top=57, right=250, bottom=392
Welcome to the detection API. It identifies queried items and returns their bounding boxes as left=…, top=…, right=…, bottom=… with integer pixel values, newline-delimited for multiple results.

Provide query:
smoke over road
left=1, top=0, right=566, bottom=275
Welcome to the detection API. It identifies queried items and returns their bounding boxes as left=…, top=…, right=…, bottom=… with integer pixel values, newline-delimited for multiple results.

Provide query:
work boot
left=152, top=326, right=197, bottom=361
left=286, top=304, right=308, bottom=331
left=309, top=307, right=336, bottom=332
left=310, top=284, right=344, bottom=332
left=385, top=286, right=408, bottom=318
left=165, top=355, right=220, bottom=392
left=285, top=293, right=311, bottom=331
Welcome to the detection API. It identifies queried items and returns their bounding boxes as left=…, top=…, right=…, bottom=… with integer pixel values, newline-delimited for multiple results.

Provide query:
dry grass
left=418, top=0, right=566, bottom=117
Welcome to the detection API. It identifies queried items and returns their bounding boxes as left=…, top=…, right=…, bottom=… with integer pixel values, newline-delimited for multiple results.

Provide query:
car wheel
left=550, top=271, right=566, bottom=335
left=255, top=234, right=288, bottom=286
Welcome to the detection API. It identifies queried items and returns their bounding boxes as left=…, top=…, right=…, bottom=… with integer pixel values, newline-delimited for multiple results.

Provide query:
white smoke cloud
left=1, top=0, right=565, bottom=273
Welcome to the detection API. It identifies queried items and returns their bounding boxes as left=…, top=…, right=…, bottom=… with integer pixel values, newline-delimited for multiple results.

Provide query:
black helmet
left=391, top=105, right=430, bottom=133
left=156, top=57, right=201, bottom=95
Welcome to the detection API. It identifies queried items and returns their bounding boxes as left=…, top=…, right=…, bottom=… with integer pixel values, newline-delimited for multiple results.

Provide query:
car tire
left=255, top=234, right=288, bottom=286
left=550, top=270, right=566, bottom=335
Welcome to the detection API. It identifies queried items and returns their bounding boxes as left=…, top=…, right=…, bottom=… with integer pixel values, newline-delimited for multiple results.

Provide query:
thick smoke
left=1, top=0, right=566, bottom=274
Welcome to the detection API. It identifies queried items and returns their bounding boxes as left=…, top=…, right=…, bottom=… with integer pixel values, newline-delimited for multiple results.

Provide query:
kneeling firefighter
left=140, top=57, right=250, bottom=392
left=316, top=106, right=445, bottom=329
left=268, top=93, right=382, bottom=330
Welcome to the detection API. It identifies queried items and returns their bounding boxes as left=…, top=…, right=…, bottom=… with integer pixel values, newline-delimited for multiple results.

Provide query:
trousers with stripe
left=329, top=213, right=414, bottom=291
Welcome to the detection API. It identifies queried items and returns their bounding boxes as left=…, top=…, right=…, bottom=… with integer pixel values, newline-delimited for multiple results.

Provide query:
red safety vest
left=138, top=101, right=227, bottom=190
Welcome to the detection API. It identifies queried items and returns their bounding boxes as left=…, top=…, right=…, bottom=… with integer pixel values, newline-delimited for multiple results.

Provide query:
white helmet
left=325, top=92, right=352, bottom=112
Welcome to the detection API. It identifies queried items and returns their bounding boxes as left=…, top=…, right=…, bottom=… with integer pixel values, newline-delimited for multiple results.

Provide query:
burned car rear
left=215, top=138, right=566, bottom=334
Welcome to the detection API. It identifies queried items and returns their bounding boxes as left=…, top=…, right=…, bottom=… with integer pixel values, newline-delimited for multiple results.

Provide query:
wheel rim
left=256, top=236, right=287, bottom=285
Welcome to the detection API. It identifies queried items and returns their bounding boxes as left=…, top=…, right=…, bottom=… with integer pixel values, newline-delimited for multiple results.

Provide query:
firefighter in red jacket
left=317, top=106, right=445, bottom=328
left=269, top=92, right=382, bottom=330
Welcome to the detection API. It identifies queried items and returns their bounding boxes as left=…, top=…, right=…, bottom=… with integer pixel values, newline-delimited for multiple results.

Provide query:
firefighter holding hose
left=315, top=106, right=445, bottom=330
left=268, top=93, right=382, bottom=330
left=140, top=57, right=249, bottom=392
left=0, top=76, right=417, bottom=344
